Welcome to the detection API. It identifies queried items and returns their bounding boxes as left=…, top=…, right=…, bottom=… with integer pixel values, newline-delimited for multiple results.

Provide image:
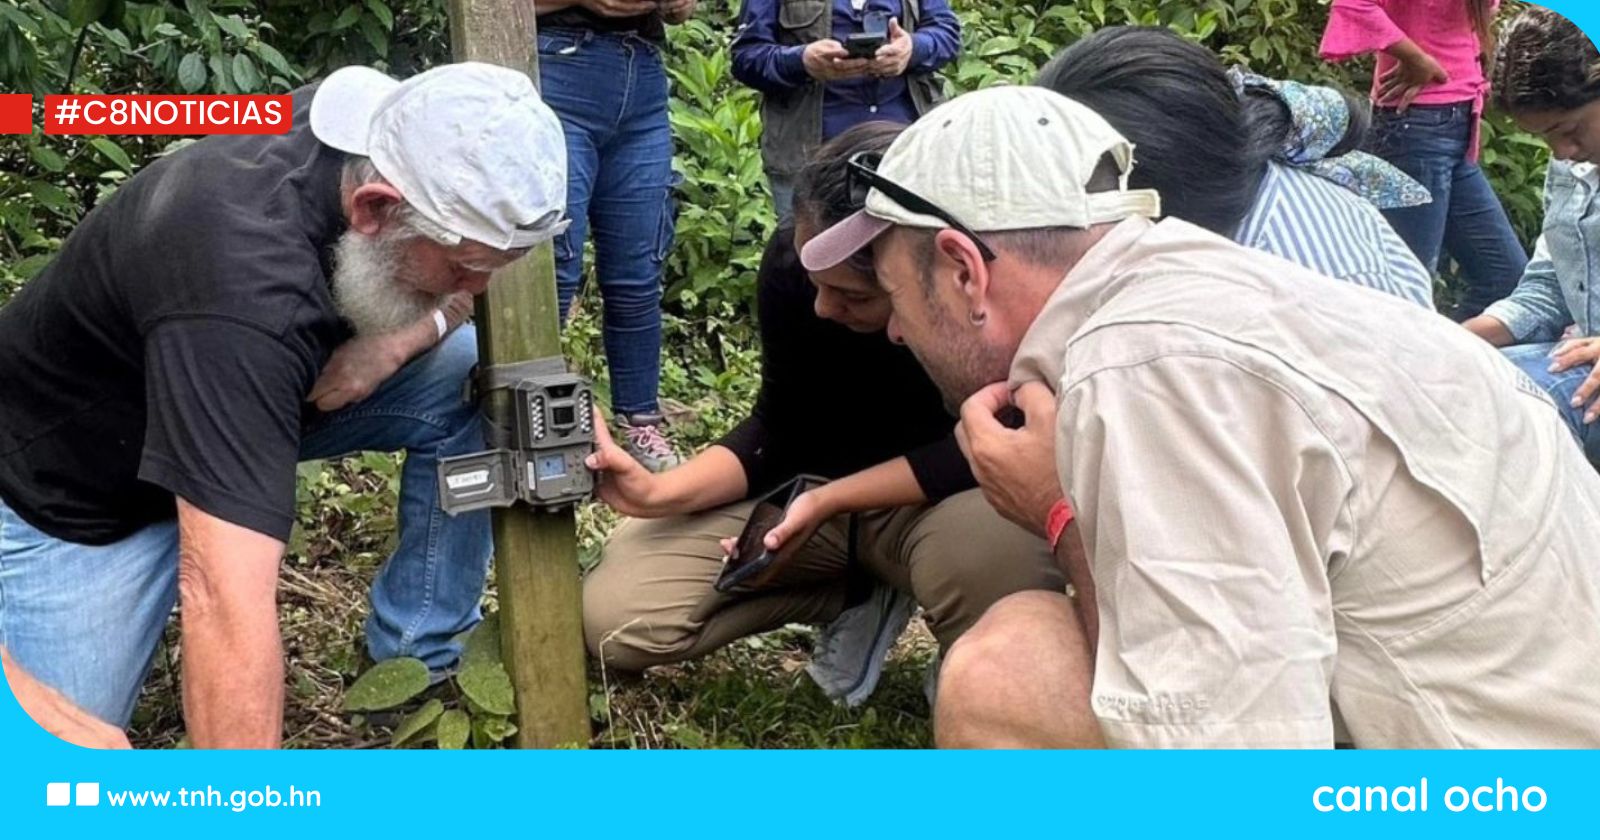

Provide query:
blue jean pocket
left=555, top=225, right=579, bottom=263
left=536, top=30, right=582, bottom=58
left=652, top=169, right=686, bottom=265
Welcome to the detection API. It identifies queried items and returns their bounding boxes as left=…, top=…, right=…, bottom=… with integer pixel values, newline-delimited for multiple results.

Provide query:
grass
left=125, top=303, right=937, bottom=750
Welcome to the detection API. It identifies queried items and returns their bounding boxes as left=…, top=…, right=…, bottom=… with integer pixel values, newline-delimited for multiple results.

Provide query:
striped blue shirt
left=1234, top=162, right=1436, bottom=310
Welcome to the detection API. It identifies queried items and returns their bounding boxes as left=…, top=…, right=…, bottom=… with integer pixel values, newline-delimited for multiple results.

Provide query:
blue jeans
left=1370, top=103, right=1529, bottom=321
left=539, top=28, right=676, bottom=416
left=1503, top=342, right=1600, bottom=468
left=0, top=326, right=492, bottom=726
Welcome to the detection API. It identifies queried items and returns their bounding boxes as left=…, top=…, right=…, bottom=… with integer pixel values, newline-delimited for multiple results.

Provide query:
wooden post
left=447, top=0, right=590, bottom=749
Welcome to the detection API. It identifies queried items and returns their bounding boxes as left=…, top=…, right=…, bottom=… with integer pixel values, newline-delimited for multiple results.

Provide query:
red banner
left=0, top=95, right=32, bottom=135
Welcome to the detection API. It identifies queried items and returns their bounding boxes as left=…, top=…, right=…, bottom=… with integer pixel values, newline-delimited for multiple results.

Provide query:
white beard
left=330, top=229, right=442, bottom=336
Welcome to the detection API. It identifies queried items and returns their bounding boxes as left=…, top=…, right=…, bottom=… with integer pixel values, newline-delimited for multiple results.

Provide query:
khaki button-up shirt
left=1010, top=217, right=1600, bottom=748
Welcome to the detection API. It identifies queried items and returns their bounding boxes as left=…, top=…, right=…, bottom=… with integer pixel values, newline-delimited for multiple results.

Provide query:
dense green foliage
left=0, top=0, right=1553, bottom=311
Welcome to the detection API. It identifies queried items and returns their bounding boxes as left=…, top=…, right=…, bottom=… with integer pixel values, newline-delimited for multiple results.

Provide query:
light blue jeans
left=1503, top=342, right=1600, bottom=468
left=0, top=326, right=492, bottom=726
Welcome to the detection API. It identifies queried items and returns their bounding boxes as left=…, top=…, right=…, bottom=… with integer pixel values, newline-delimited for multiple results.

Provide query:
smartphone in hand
left=715, top=474, right=830, bottom=593
left=844, top=10, right=889, bottom=59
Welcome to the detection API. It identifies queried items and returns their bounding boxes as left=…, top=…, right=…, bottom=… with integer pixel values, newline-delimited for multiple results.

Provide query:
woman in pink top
left=1322, top=0, right=1528, bottom=320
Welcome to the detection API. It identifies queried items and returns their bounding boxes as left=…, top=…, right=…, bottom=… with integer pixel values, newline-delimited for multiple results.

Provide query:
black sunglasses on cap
left=846, top=151, right=998, bottom=263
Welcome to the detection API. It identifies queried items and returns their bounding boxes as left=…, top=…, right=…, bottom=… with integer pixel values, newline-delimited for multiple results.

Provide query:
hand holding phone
left=844, top=10, right=889, bottom=59
left=715, top=475, right=830, bottom=593
left=866, top=16, right=913, bottom=77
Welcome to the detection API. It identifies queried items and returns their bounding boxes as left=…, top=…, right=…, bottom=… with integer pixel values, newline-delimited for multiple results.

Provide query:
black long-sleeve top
left=715, top=227, right=977, bottom=501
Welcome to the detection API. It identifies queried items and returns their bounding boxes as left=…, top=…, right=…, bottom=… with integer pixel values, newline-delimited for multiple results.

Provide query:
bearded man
left=0, top=62, right=569, bottom=748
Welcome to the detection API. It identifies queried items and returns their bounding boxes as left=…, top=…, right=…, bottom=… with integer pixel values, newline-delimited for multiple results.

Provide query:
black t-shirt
left=716, top=227, right=976, bottom=500
left=0, top=84, right=351, bottom=545
left=537, top=7, right=666, bottom=43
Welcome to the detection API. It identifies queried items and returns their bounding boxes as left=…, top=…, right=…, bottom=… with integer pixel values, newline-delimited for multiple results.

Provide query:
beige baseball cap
left=801, top=85, right=1161, bottom=272
left=311, top=62, right=570, bottom=251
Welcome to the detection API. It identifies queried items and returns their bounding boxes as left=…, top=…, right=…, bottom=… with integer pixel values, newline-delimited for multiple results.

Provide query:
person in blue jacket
left=733, top=0, right=961, bottom=221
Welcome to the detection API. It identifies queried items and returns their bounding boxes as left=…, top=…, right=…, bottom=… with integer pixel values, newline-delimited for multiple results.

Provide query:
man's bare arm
left=176, top=498, right=285, bottom=748
left=308, top=292, right=473, bottom=412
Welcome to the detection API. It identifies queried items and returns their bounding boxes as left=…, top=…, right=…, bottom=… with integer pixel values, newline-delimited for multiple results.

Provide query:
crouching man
left=0, top=62, right=569, bottom=747
left=803, top=86, right=1600, bottom=748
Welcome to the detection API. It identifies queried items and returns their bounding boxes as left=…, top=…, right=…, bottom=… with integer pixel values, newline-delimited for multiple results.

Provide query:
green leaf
left=976, top=35, right=1020, bottom=56
left=89, top=138, right=133, bottom=172
left=248, top=41, right=293, bottom=78
left=177, top=52, right=206, bottom=92
left=99, top=23, right=129, bottom=50
left=68, top=0, right=109, bottom=28
left=208, top=53, right=233, bottom=92
left=14, top=254, right=54, bottom=279
left=342, top=657, right=429, bottom=711
left=364, top=0, right=393, bottom=29
left=231, top=53, right=259, bottom=92
left=0, top=4, right=42, bottom=34
left=461, top=612, right=502, bottom=668
left=213, top=12, right=249, bottom=41
left=30, top=146, right=67, bottom=173
left=390, top=698, right=444, bottom=747
left=435, top=709, right=470, bottom=749
left=472, top=715, right=517, bottom=748
left=456, top=660, right=515, bottom=716
left=29, top=182, right=72, bottom=211
left=357, top=16, right=386, bottom=57
left=331, top=5, right=362, bottom=30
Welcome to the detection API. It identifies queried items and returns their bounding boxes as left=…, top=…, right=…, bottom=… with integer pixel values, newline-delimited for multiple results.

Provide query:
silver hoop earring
left=969, top=310, right=988, bottom=327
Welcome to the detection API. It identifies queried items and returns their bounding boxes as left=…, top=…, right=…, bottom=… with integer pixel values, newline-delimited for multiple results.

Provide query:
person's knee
left=581, top=527, right=696, bottom=673
left=581, top=568, right=657, bottom=673
left=907, top=494, right=1063, bottom=647
left=940, top=591, right=1068, bottom=693
left=594, top=279, right=664, bottom=321
left=936, top=591, right=1100, bottom=749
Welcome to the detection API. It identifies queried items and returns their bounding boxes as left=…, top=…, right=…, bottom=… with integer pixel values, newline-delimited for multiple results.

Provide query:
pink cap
left=799, top=209, right=893, bottom=273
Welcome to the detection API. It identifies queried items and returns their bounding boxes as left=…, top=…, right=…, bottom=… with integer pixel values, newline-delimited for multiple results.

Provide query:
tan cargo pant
left=583, top=488, right=1064, bottom=671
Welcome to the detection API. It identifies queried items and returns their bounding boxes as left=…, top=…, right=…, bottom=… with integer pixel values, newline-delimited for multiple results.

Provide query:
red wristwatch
left=1046, top=498, right=1075, bottom=551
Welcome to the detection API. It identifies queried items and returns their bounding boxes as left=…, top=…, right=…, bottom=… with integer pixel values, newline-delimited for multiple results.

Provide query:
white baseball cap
left=310, top=62, right=570, bottom=251
left=801, top=86, right=1161, bottom=272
